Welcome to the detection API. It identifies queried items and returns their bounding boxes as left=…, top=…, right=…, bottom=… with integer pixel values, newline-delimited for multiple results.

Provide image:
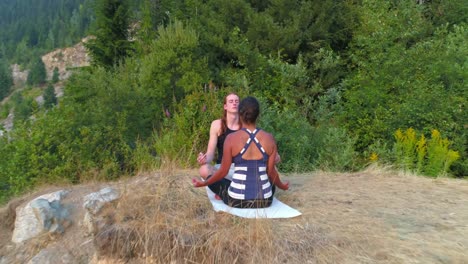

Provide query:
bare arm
left=197, top=120, right=221, bottom=165
left=266, top=136, right=289, bottom=190
left=193, top=134, right=233, bottom=187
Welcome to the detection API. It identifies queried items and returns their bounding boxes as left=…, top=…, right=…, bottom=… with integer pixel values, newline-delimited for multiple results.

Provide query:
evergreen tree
left=52, top=67, right=60, bottom=83
left=0, top=59, right=13, bottom=100
left=13, top=94, right=33, bottom=123
left=43, top=83, right=57, bottom=108
left=46, top=29, right=56, bottom=50
left=136, top=0, right=157, bottom=54
left=27, top=57, right=47, bottom=86
left=85, top=0, right=134, bottom=67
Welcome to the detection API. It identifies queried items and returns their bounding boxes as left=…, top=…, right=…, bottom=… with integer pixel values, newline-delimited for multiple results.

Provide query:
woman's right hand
left=275, top=153, right=281, bottom=164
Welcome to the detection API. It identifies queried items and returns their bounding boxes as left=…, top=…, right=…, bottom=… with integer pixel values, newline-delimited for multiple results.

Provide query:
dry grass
left=70, top=165, right=468, bottom=263
left=91, top=159, right=345, bottom=264
left=1, top=164, right=467, bottom=264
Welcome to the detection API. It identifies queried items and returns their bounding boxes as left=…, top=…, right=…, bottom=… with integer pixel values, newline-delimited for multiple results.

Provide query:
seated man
left=197, top=93, right=241, bottom=180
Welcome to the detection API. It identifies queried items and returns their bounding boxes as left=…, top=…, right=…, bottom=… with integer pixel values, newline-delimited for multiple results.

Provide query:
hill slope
left=0, top=167, right=467, bottom=263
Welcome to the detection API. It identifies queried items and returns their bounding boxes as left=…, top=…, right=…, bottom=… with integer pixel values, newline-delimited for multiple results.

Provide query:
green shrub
left=315, top=126, right=357, bottom=172
left=394, top=128, right=418, bottom=171
left=0, top=102, right=12, bottom=119
left=363, top=140, right=392, bottom=166
left=424, top=130, right=460, bottom=177
left=258, top=97, right=317, bottom=173
left=341, top=3, right=467, bottom=174
left=393, top=128, right=460, bottom=177
left=130, top=139, right=159, bottom=173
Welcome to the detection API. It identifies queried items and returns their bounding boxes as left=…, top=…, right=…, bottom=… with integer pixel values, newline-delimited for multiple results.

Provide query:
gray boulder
left=83, top=187, right=119, bottom=215
left=82, top=187, right=120, bottom=235
left=12, top=190, right=70, bottom=244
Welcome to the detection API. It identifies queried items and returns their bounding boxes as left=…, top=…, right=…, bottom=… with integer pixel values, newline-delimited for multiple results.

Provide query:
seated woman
left=193, top=96, right=289, bottom=208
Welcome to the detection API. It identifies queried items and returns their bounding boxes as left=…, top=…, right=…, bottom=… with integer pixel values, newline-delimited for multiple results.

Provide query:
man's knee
left=199, top=164, right=212, bottom=179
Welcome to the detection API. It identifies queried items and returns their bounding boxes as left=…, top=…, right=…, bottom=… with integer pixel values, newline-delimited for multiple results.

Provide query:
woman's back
left=228, top=128, right=275, bottom=161
left=227, top=128, right=273, bottom=202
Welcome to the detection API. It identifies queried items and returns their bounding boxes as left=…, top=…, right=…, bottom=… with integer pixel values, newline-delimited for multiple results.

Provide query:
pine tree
left=27, top=57, right=47, bottom=86
left=0, top=59, right=13, bottom=100
left=43, top=83, right=57, bottom=108
left=13, top=94, right=33, bottom=122
left=52, top=67, right=60, bottom=83
left=85, top=0, right=133, bottom=68
left=136, top=0, right=157, bottom=54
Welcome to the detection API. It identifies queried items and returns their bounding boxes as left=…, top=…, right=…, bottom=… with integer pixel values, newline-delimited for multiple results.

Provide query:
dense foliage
left=341, top=1, right=467, bottom=173
left=0, top=0, right=466, bottom=203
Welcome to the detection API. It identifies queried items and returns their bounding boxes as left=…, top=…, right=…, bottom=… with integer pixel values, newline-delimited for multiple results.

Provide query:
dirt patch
left=288, top=167, right=468, bottom=263
left=0, top=167, right=467, bottom=263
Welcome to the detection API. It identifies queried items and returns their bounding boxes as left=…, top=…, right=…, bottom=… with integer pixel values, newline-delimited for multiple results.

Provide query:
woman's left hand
left=192, top=178, right=205, bottom=188
left=280, top=180, right=289, bottom=191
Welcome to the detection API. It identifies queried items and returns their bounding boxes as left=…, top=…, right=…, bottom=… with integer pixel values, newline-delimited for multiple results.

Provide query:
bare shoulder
left=211, top=119, right=221, bottom=126
left=227, top=129, right=250, bottom=144
left=210, top=119, right=222, bottom=132
left=257, top=130, right=276, bottom=153
left=258, top=129, right=275, bottom=142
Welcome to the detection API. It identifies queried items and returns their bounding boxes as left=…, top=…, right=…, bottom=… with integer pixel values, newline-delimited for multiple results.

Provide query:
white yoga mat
left=206, top=187, right=302, bottom=219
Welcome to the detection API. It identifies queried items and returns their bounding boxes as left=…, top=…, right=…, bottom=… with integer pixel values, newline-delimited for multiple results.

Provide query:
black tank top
left=216, top=127, right=237, bottom=164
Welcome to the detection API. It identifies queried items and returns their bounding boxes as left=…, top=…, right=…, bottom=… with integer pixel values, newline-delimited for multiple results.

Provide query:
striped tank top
left=228, top=128, right=273, bottom=200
